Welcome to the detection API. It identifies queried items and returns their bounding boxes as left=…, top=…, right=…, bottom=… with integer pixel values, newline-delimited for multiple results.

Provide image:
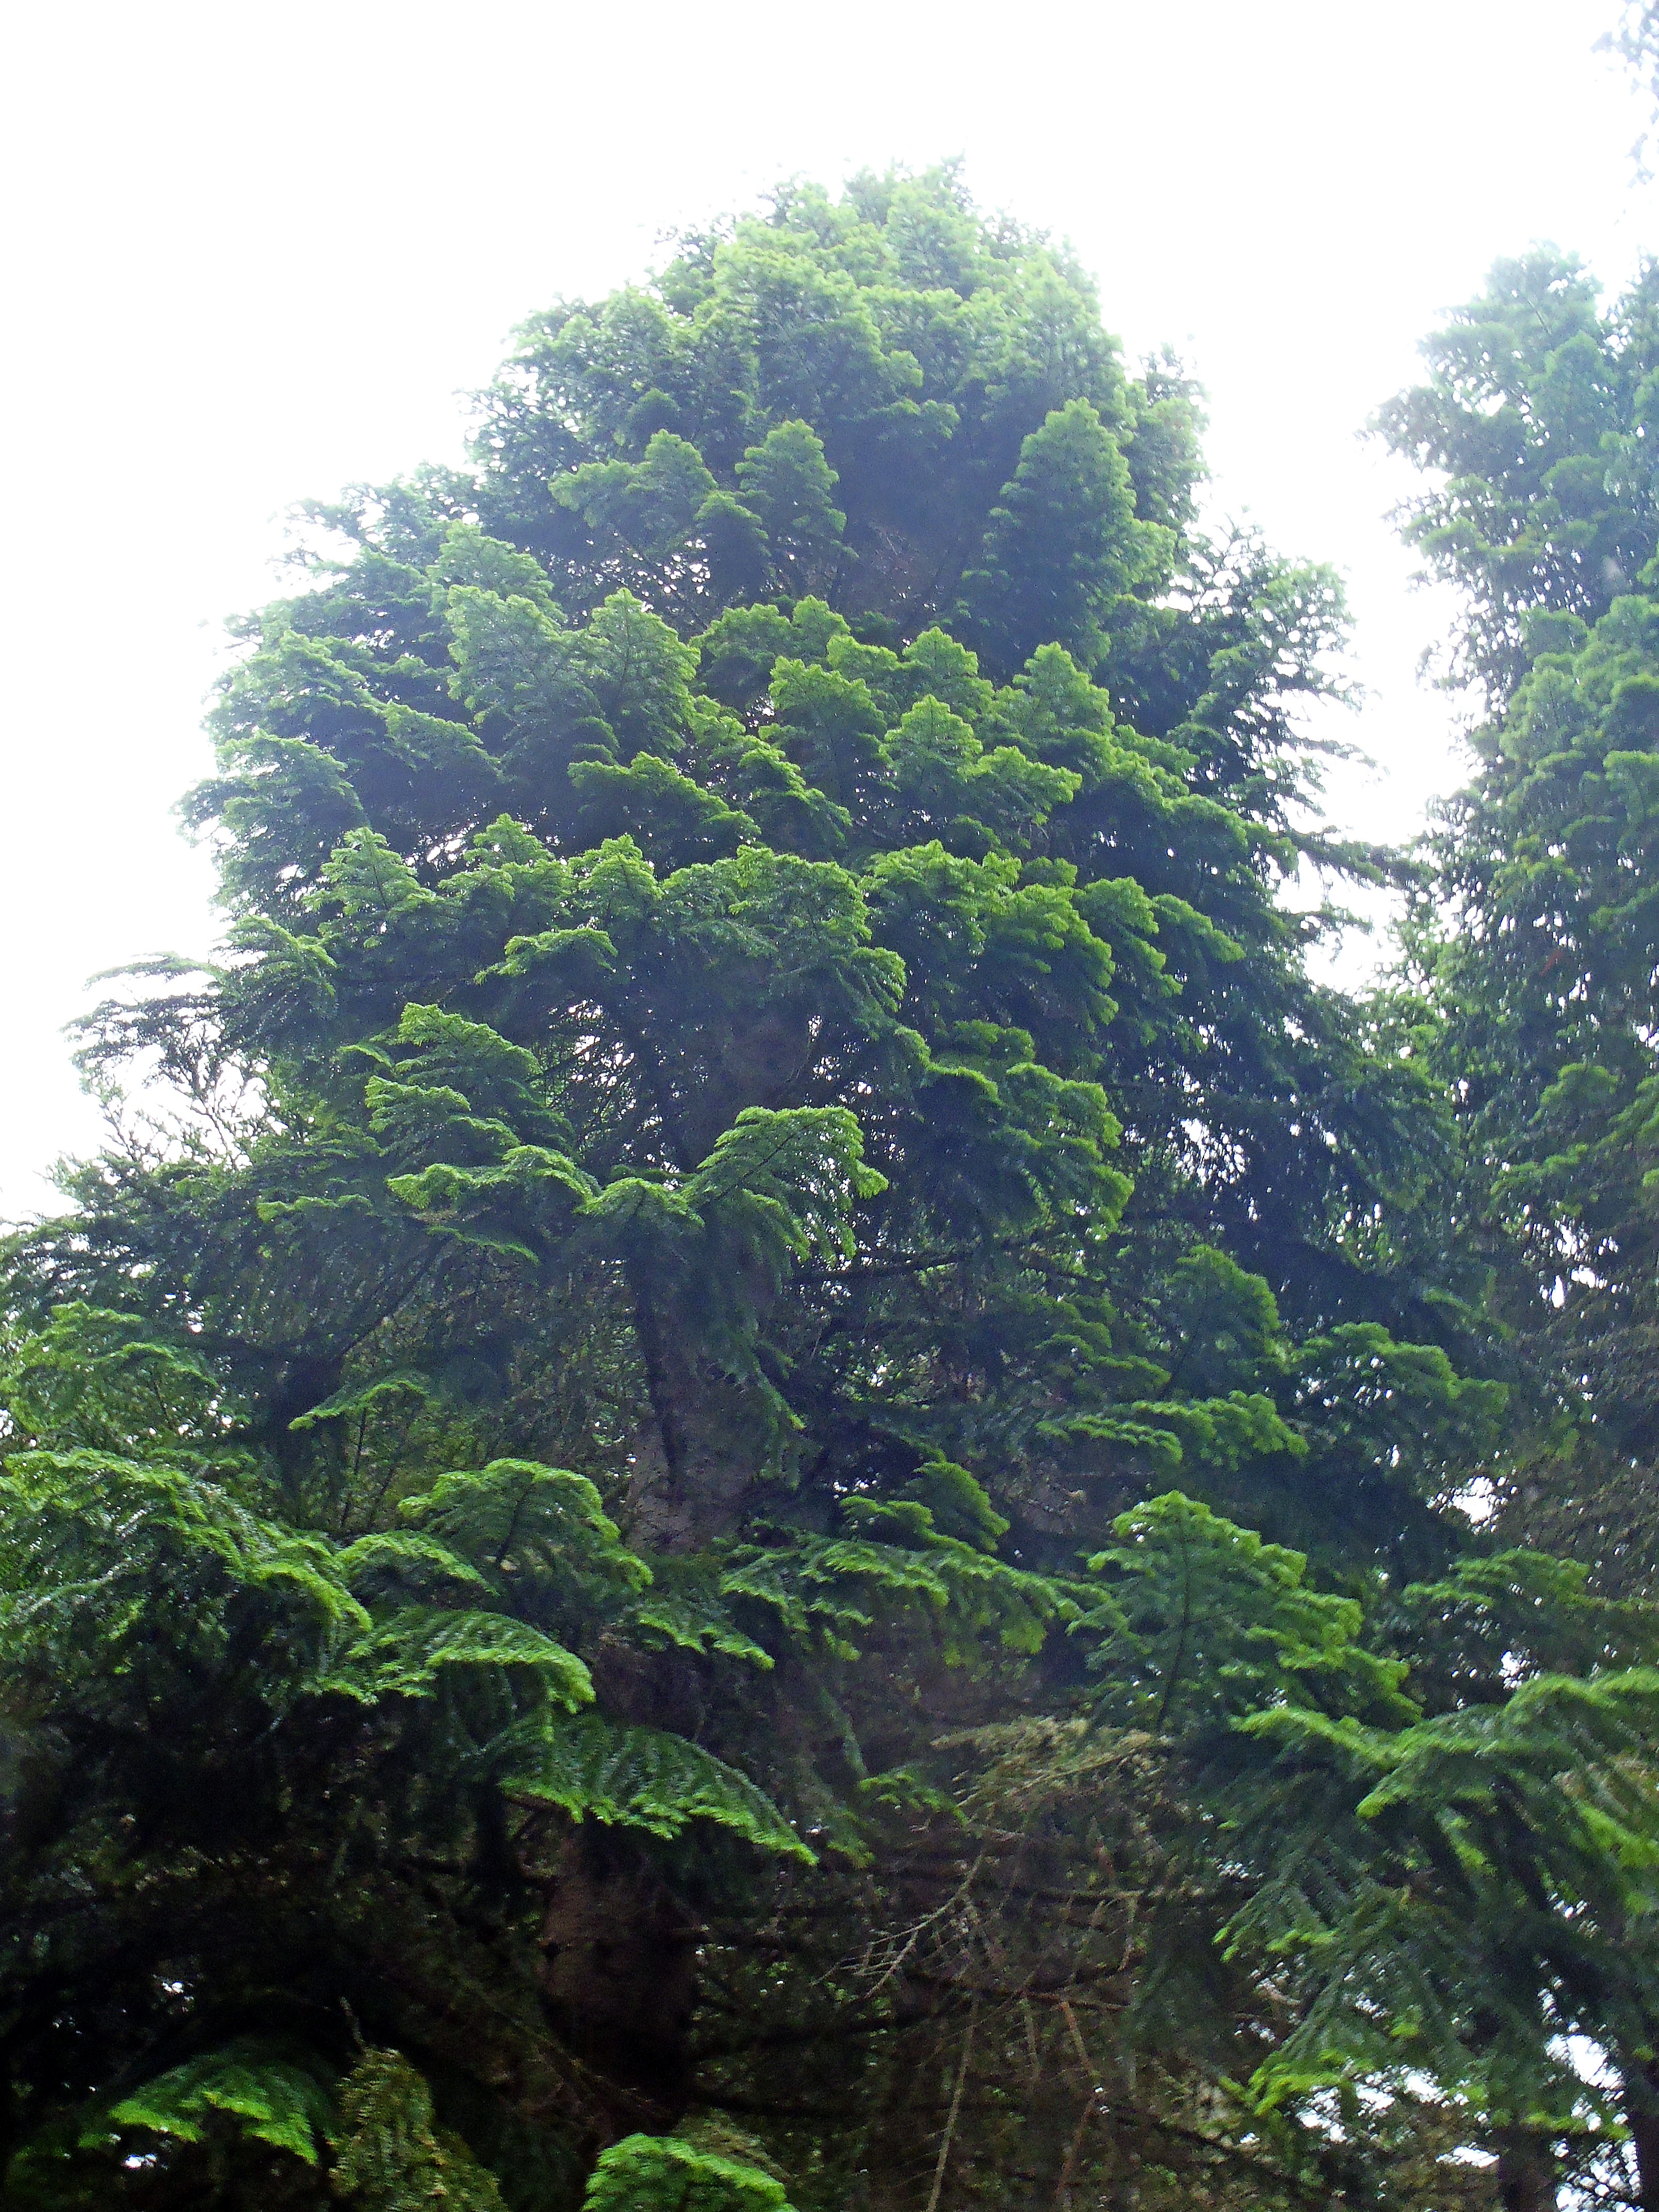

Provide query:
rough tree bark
left=537, top=1826, right=703, bottom=2141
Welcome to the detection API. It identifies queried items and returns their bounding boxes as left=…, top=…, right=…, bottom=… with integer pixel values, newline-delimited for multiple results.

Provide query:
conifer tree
left=1380, top=257, right=1659, bottom=1594
left=1364, top=239, right=1659, bottom=2208
left=4, top=167, right=1652, bottom=2212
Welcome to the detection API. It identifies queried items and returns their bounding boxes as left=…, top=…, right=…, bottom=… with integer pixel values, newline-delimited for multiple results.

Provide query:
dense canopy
left=8, top=165, right=1659, bottom=2212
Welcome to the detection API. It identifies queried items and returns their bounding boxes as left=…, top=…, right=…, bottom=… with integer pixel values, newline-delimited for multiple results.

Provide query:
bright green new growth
left=499, top=1714, right=815, bottom=1856
left=104, top=2046, right=334, bottom=2167
left=581, top=2136, right=793, bottom=2212
left=76, top=2047, right=788, bottom=2212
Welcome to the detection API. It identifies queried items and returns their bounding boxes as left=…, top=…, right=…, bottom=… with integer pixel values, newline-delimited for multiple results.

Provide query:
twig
left=923, top=1994, right=979, bottom=2212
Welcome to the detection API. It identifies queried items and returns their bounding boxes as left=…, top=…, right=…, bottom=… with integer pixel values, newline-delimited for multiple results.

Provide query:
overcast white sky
left=3, top=0, right=1655, bottom=1216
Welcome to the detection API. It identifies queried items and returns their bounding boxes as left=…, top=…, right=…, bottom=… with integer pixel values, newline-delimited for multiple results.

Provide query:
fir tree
left=3, top=167, right=1647, bottom=2212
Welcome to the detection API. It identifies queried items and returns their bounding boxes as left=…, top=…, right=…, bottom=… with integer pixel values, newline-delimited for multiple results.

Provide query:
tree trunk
left=1621, top=2056, right=1659, bottom=2212
left=625, top=1275, right=772, bottom=1553
left=1494, top=2126, right=1558, bottom=2212
left=679, top=1009, right=816, bottom=1164
left=537, top=1826, right=703, bottom=2140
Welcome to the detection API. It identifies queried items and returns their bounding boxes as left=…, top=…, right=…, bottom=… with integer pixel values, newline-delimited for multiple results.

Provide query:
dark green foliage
left=330, top=2051, right=509, bottom=2208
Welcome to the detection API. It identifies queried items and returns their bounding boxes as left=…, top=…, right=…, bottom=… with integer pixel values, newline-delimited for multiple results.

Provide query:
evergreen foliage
left=6, top=162, right=1659, bottom=2212
left=1389, top=252, right=1659, bottom=1632
left=1369, top=216, right=1659, bottom=2210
